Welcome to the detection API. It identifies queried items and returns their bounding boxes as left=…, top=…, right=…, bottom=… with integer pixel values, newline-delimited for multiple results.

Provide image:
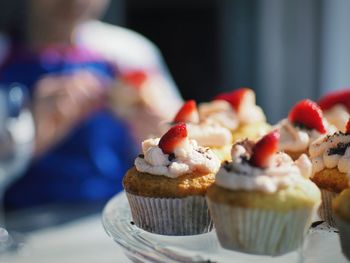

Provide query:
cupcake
left=199, top=88, right=270, bottom=142
left=276, top=99, right=335, bottom=160
left=309, top=119, right=350, bottom=226
left=318, top=89, right=350, bottom=132
left=333, top=188, right=350, bottom=260
left=123, top=123, right=221, bottom=235
left=206, top=130, right=321, bottom=256
left=168, top=100, right=233, bottom=161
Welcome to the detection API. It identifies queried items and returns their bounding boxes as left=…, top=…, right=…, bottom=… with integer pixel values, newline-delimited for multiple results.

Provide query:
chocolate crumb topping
left=168, top=153, right=176, bottom=161
left=138, top=154, right=144, bottom=159
left=311, top=220, right=324, bottom=228
left=293, top=122, right=313, bottom=131
left=328, top=142, right=350, bottom=156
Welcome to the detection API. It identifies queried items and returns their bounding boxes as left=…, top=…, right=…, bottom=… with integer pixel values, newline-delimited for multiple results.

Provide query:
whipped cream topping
left=309, top=132, right=350, bottom=175
left=275, top=119, right=336, bottom=152
left=186, top=123, right=232, bottom=147
left=135, top=137, right=220, bottom=178
left=216, top=142, right=312, bottom=193
left=198, top=99, right=266, bottom=130
left=324, top=104, right=350, bottom=132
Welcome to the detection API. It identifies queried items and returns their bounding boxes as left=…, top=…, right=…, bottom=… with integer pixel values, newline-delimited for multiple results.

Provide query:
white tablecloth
left=1, top=215, right=131, bottom=263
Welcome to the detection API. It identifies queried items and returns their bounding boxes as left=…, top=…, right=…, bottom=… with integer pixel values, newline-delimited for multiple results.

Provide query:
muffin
left=199, top=88, right=270, bottom=143
left=206, top=130, right=321, bottom=256
left=167, top=100, right=233, bottom=162
left=275, top=99, right=335, bottom=160
left=333, top=188, right=350, bottom=260
left=123, top=123, right=221, bottom=235
left=309, top=120, right=350, bottom=226
left=318, top=89, right=350, bottom=132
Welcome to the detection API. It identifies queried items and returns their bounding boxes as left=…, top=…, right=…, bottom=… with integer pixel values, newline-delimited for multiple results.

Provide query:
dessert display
left=275, top=99, right=335, bottom=160
left=170, top=100, right=233, bottom=161
left=333, top=188, right=350, bottom=260
left=318, top=89, right=350, bottom=132
left=123, top=123, right=221, bottom=235
left=198, top=88, right=270, bottom=143
left=309, top=119, right=350, bottom=226
left=206, top=130, right=321, bottom=255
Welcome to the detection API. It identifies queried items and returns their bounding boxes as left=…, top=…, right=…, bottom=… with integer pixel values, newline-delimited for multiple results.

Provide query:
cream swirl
left=324, top=104, right=350, bottom=132
left=187, top=123, right=232, bottom=147
left=309, top=132, right=350, bottom=174
left=216, top=143, right=312, bottom=193
left=276, top=119, right=336, bottom=152
left=135, top=138, right=220, bottom=178
left=198, top=99, right=265, bottom=130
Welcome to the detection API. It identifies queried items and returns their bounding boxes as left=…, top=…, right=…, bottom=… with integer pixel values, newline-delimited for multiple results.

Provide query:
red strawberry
left=173, top=100, right=199, bottom=123
left=318, top=89, right=350, bottom=111
left=250, top=130, right=280, bottom=168
left=159, top=123, right=188, bottom=154
left=122, top=70, right=147, bottom=88
left=346, top=118, right=350, bottom=134
left=288, top=99, right=326, bottom=134
left=214, top=88, right=252, bottom=112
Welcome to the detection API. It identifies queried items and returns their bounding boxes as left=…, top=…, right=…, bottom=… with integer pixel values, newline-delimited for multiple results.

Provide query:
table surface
left=1, top=214, right=131, bottom=263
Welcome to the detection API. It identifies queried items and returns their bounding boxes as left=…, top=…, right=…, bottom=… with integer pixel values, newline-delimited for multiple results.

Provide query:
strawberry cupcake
left=169, top=100, right=233, bottom=161
left=207, top=130, right=321, bottom=255
left=123, top=123, right=221, bottom=235
left=198, top=88, right=270, bottom=143
left=309, top=119, right=350, bottom=226
left=318, top=89, right=350, bottom=132
left=333, top=188, right=350, bottom=260
left=275, top=99, right=335, bottom=160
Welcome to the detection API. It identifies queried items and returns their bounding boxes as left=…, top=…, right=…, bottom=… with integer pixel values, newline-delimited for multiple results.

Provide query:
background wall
left=105, top=0, right=350, bottom=123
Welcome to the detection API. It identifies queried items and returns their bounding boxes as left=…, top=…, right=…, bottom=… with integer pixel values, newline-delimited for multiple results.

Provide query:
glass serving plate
left=102, top=192, right=348, bottom=263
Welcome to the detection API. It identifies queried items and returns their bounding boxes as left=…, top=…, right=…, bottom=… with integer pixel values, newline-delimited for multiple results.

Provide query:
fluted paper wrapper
left=335, top=215, right=350, bottom=260
left=126, top=192, right=212, bottom=235
left=319, top=189, right=338, bottom=227
left=207, top=199, right=317, bottom=256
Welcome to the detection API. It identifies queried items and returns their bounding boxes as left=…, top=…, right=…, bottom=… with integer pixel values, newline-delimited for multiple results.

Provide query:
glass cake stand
left=102, top=192, right=348, bottom=263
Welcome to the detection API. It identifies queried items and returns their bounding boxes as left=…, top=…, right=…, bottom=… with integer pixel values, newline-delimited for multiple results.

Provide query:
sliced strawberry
left=288, top=99, right=326, bottom=134
left=318, top=89, right=350, bottom=111
left=121, top=70, right=147, bottom=88
left=214, top=88, right=253, bottom=112
left=159, top=123, right=188, bottom=154
left=173, top=100, right=199, bottom=123
left=250, top=130, right=280, bottom=168
left=346, top=118, right=350, bottom=134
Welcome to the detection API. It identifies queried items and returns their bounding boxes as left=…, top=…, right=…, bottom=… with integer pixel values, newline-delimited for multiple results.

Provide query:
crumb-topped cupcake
left=123, top=123, right=221, bottom=235
left=169, top=100, right=233, bottom=161
left=309, top=119, right=350, bottom=226
left=333, top=188, right=350, bottom=260
left=276, top=99, right=335, bottom=160
left=318, top=89, right=350, bottom=132
left=206, top=130, right=321, bottom=255
left=199, top=88, right=270, bottom=142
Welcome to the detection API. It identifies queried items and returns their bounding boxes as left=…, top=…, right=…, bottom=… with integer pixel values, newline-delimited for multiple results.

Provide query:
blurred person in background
left=0, top=0, right=182, bottom=209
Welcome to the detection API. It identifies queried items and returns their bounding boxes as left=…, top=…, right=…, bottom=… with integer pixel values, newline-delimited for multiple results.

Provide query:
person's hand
left=33, top=71, right=105, bottom=156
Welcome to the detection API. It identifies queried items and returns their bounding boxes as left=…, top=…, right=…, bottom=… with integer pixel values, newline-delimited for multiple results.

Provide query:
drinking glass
left=0, top=83, right=35, bottom=253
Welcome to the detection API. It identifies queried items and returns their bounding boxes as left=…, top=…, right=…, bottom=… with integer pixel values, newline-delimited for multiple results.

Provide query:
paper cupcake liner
left=126, top=192, right=213, bottom=235
left=319, top=189, right=338, bottom=227
left=334, top=215, right=350, bottom=260
left=207, top=199, right=317, bottom=256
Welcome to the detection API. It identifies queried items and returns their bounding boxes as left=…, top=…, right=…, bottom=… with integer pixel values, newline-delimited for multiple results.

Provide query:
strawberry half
left=346, top=118, right=350, bottom=135
left=173, top=100, right=199, bottom=123
left=288, top=99, right=326, bottom=134
left=159, top=123, right=188, bottom=154
left=214, top=88, right=252, bottom=112
left=250, top=130, right=280, bottom=168
left=318, top=89, right=350, bottom=111
left=121, top=70, right=147, bottom=88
